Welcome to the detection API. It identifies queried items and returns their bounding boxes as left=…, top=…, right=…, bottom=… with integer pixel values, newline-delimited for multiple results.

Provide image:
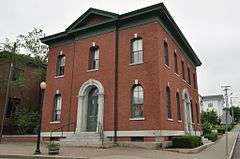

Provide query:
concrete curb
left=164, top=142, right=214, bottom=154
left=228, top=131, right=239, bottom=159
left=0, top=153, right=88, bottom=159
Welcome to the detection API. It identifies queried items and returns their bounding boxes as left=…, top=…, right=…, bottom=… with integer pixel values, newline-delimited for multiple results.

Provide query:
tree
left=0, top=38, right=21, bottom=53
left=230, top=106, right=240, bottom=122
left=19, top=28, right=48, bottom=64
left=201, top=110, right=219, bottom=125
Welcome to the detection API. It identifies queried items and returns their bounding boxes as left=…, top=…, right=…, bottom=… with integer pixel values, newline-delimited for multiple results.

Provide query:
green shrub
left=10, top=106, right=39, bottom=134
left=204, top=133, right=218, bottom=142
left=220, top=124, right=234, bottom=131
left=217, top=127, right=225, bottom=134
left=172, top=135, right=202, bottom=148
left=202, top=122, right=213, bottom=135
left=228, top=124, right=234, bottom=131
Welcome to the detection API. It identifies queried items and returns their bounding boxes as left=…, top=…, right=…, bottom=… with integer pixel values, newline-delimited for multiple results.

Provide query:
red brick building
left=0, top=51, right=41, bottom=134
left=41, top=3, right=202, bottom=146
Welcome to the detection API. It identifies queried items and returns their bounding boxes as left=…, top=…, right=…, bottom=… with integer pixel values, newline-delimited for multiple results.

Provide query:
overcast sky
left=1, top=0, right=239, bottom=99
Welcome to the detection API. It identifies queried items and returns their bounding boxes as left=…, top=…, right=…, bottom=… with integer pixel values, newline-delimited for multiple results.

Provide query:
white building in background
left=201, top=95, right=225, bottom=117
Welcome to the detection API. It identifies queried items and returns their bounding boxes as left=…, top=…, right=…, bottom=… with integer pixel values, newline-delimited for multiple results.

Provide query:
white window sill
left=167, top=118, right=174, bottom=121
left=177, top=120, right=182, bottom=123
left=183, top=79, right=192, bottom=87
left=174, top=73, right=180, bottom=77
left=129, top=62, right=144, bottom=66
left=50, top=121, right=61, bottom=124
left=164, top=64, right=171, bottom=69
left=87, top=69, right=99, bottom=72
left=129, top=117, right=145, bottom=121
left=55, top=75, right=64, bottom=79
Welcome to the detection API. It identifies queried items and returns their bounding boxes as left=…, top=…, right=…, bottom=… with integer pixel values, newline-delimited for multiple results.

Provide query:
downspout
left=68, top=37, right=76, bottom=131
left=113, top=16, right=119, bottom=143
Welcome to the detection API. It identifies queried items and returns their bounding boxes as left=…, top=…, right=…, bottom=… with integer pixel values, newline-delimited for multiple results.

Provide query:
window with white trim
left=89, top=46, right=100, bottom=70
left=56, top=55, right=65, bottom=76
left=163, top=42, right=169, bottom=66
left=176, top=92, right=181, bottom=120
left=166, top=86, right=172, bottom=119
left=53, top=94, right=62, bottom=121
left=131, top=85, right=144, bottom=118
left=131, top=38, right=143, bottom=64
left=174, top=52, right=178, bottom=73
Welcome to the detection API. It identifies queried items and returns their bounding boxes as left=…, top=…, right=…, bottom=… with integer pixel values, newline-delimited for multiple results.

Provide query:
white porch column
left=97, top=93, right=104, bottom=132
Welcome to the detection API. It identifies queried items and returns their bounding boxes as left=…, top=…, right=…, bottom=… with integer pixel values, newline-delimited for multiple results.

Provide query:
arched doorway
left=182, top=89, right=193, bottom=134
left=86, top=87, right=99, bottom=132
left=76, top=79, right=104, bottom=133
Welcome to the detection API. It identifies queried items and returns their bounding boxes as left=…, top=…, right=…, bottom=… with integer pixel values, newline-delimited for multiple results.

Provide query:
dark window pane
left=12, top=67, right=24, bottom=81
left=181, top=61, right=185, bottom=80
left=190, top=100, right=194, bottom=123
left=131, top=137, right=144, bottom=142
left=174, top=53, right=178, bottom=73
left=193, top=73, right=197, bottom=89
left=166, top=87, right=172, bottom=119
left=163, top=42, right=169, bottom=66
left=187, top=68, right=191, bottom=85
left=176, top=93, right=181, bottom=120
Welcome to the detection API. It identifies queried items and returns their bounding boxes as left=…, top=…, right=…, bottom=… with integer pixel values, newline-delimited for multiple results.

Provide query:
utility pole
left=0, top=43, right=17, bottom=143
left=221, top=85, right=231, bottom=156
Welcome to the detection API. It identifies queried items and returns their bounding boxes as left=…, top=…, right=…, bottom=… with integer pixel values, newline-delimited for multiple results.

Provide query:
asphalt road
left=231, top=129, right=240, bottom=159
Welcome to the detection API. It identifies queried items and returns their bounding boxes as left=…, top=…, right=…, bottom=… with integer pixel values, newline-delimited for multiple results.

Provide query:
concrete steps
left=60, top=132, right=112, bottom=147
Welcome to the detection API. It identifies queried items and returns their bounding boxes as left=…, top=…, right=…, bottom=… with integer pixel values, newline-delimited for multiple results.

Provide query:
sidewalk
left=0, top=126, right=239, bottom=159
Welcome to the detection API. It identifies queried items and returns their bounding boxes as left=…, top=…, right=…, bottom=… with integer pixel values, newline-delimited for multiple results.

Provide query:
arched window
left=196, top=102, right=200, bottom=123
left=193, top=73, right=197, bottom=89
left=174, top=52, right=178, bottom=73
left=53, top=94, right=62, bottom=121
left=56, top=55, right=65, bottom=76
left=166, top=86, right=172, bottom=119
left=190, top=100, right=194, bottom=123
left=131, top=85, right=144, bottom=118
left=131, top=38, right=143, bottom=64
left=163, top=42, right=169, bottom=66
left=176, top=92, right=181, bottom=120
left=181, top=61, right=185, bottom=80
left=187, top=67, right=191, bottom=85
left=89, top=46, right=100, bottom=70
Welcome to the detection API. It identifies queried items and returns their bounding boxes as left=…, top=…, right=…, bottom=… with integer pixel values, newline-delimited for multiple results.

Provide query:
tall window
left=166, top=87, right=172, bottom=119
left=187, top=67, right=191, bottom=85
left=196, top=102, right=200, bottom=123
left=174, top=52, right=178, bottom=73
left=56, top=55, right=65, bottom=76
left=12, top=67, right=24, bottom=81
left=131, top=85, right=144, bottom=118
left=163, top=42, right=169, bottom=66
left=5, top=98, right=20, bottom=118
left=176, top=92, right=181, bottom=120
left=181, top=61, right=185, bottom=80
left=193, top=73, right=197, bottom=89
left=53, top=94, right=62, bottom=121
left=190, top=100, right=194, bottom=123
left=89, top=46, right=100, bottom=70
left=131, top=38, right=143, bottom=64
